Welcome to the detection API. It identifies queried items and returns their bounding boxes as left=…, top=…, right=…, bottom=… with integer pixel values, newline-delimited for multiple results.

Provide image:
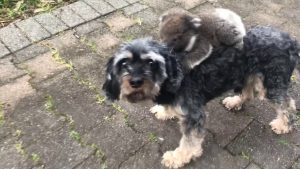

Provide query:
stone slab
left=292, top=159, right=300, bottom=169
left=105, top=0, right=129, bottom=9
left=22, top=51, right=66, bottom=83
left=104, top=13, right=136, bottom=32
left=205, top=99, right=254, bottom=147
left=175, top=0, right=207, bottom=10
left=227, top=121, right=300, bottom=169
left=246, top=163, right=263, bottom=169
left=132, top=8, right=159, bottom=29
left=14, top=44, right=49, bottom=63
left=74, top=19, right=106, bottom=36
left=0, top=75, right=36, bottom=109
left=0, top=24, right=31, bottom=52
left=16, top=18, right=51, bottom=42
left=53, top=6, right=85, bottom=27
left=0, top=56, right=26, bottom=85
left=123, top=3, right=148, bottom=16
left=68, top=1, right=100, bottom=21
left=83, top=0, right=114, bottom=15
left=34, top=13, right=68, bottom=35
left=0, top=42, right=10, bottom=58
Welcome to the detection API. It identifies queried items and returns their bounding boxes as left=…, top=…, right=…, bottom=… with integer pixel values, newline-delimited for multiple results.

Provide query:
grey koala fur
left=159, top=8, right=246, bottom=72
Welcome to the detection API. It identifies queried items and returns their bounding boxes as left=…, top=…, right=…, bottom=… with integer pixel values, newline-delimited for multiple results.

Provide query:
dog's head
left=159, top=8, right=201, bottom=52
left=102, top=38, right=183, bottom=103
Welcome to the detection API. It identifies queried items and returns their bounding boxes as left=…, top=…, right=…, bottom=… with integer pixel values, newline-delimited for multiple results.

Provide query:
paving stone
left=105, top=0, right=129, bottom=9
left=142, top=0, right=176, bottom=12
left=83, top=116, right=145, bottom=168
left=68, top=1, right=100, bottom=21
left=75, top=19, right=106, bottom=36
left=188, top=134, right=249, bottom=169
left=0, top=139, right=33, bottom=169
left=125, top=0, right=139, bottom=4
left=22, top=52, right=66, bottom=83
left=227, top=121, right=300, bottom=169
left=123, top=3, right=149, bottom=16
left=0, top=57, right=26, bottom=85
left=205, top=99, right=254, bottom=147
left=16, top=17, right=51, bottom=42
left=119, top=143, right=163, bottom=169
left=281, top=22, right=300, bottom=40
left=292, top=159, right=300, bottom=169
left=74, top=155, right=103, bottom=169
left=94, top=34, right=120, bottom=52
left=104, top=13, right=136, bottom=32
left=244, top=11, right=287, bottom=29
left=246, top=163, right=263, bottom=169
left=83, top=0, right=114, bottom=15
left=14, top=44, right=50, bottom=63
left=53, top=6, right=85, bottom=27
left=26, top=126, right=93, bottom=169
left=132, top=8, right=159, bottom=29
left=175, top=0, right=206, bottom=10
left=0, top=42, right=10, bottom=58
left=8, top=94, right=66, bottom=147
left=0, top=75, right=36, bottom=109
left=34, top=13, right=68, bottom=35
left=36, top=71, right=116, bottom=133
left=0, top=24, right=31, bottom=52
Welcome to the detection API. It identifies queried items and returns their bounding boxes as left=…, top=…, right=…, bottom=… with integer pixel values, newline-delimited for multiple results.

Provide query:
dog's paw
left=269, top=118, right=291, bottom=134
left=161, top=150, right=188, bottom=169
left=150, top=105, right=174, bottom=120
left=222, top=96, right=242, bottom=110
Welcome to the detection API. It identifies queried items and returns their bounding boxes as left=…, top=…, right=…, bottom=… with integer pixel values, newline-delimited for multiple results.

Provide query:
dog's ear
left=160, top=50, right=184, bottom=93
left=102, top=57, right=120, bottom=101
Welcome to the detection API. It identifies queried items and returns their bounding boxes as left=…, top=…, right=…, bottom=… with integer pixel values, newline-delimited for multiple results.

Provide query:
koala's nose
left=129, top=77, right=144, bottom=88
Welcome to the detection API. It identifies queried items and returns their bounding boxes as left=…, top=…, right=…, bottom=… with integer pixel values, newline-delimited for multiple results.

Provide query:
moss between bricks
left=0, top=101, right=4, bottom=126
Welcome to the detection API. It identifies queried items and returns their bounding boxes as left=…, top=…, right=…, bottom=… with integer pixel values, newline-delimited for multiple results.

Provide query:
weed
left=278, top=139, right=289, bottom=146
left=31, top=153, right=41, bottom=164
left=96, top=94, right=106, bottom=104
left=14, top=129, right=23, bottom=137
left=69, top=130, right=81, bottom=142
left=241, top=151, right=250, bottom=160
left=134, top=17, right=143, bottom=25
left=50, top=47, right=74, bottom=71
left=80, top=37, right=97, bottom=52
left=44, top=95, right=55, bottom=112
left=0, top=102, right=4, bottom=126
left=15, top=141, right=26, bottom=155
left=148, top=132, right=158, bottom=142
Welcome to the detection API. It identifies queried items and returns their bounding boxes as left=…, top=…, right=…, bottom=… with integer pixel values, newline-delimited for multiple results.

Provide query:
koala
left=159, top=8, right=246, bottom=71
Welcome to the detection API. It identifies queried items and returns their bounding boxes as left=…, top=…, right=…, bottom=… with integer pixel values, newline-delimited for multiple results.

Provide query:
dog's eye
left=147, top=59, right=154, bottom=65
left=121, top=60, right=128, bottom=68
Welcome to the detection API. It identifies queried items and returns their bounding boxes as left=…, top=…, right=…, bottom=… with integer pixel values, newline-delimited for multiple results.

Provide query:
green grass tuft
left=148, top=132, right=158, bottom=142
left=0, top=102, right=4, bottom=126
left=31, top=153, right=41, bottom=164
left=69, top=130, right=81, bottom=142
left=45, top=95, right=55, bottom=112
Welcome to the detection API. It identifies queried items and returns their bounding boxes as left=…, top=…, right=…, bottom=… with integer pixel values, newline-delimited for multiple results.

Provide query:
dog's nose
left=130, top=77, right=144, bottom=88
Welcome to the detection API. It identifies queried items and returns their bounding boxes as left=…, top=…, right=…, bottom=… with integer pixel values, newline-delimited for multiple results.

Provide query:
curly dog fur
left=103, top=26, right=300, bottom=168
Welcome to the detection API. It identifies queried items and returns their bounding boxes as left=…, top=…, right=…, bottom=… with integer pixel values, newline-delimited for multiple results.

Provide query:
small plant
left=241, top=151, right=250, bottom=160
left=278, top=138, right=289, bottom=146
left=0, top=102, right=4, bottom=126
left=148, top=132, right=158, bottom=142
left=45, top=95, right=55, bottom=112
left=80, top=37, right=97, bottom=52
left=14, top=129, right=22, bottom=137
left=96, top=94, right=106, bottom=104
left=15, top=142, right=26, bottom=155
left=31, top=153, right=41, bottom=164
left=69, top=130, right=81, bottom=142
left=134, top=17, right=143, bottom=25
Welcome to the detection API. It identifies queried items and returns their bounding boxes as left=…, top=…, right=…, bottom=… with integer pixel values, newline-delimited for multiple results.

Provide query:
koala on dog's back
left=159, top=8, right=246, bottom=71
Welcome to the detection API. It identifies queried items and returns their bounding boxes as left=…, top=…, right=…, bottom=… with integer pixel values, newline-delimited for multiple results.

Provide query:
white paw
left=161, top=151, right=187, bottom=169
left=269, top=118, right=291, bottom=134
left=150, top=105, right=174, bottom=120
left=222, top=96, right=242, bottom=110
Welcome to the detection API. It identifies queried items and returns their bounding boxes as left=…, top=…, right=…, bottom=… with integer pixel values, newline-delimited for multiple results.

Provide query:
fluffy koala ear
left=189, top=17, right=202, bottom=29
left=102, top=57, right=120, bottom=101
left=159, top=13, right=168, bottom=22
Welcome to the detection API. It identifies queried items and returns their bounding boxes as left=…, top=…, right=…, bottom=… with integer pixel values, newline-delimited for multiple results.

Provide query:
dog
left=102, top=26, right=300, bottom=168
left=159, top=8, right=246, bottom=72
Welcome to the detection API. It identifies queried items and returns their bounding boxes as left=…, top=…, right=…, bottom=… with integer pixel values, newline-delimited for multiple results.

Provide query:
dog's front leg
left=150, top=105, right=179, bottom=120
left=161, top=106, right=206, bottom=168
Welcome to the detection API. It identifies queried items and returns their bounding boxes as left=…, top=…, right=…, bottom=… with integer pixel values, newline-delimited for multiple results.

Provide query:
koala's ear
left=159, top=13, right=168, bottom=22
left=102, top=57, right=120, bottom=101
left=187, top=16, right=202, bottom=29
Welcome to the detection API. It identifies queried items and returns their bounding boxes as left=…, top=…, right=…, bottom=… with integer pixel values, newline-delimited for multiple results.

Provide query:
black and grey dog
left=102, top=26, right=300, bottom=168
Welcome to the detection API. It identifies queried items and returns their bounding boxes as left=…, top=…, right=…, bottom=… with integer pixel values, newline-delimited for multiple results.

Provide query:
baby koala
left=159, top=8, right=246, bottom=71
